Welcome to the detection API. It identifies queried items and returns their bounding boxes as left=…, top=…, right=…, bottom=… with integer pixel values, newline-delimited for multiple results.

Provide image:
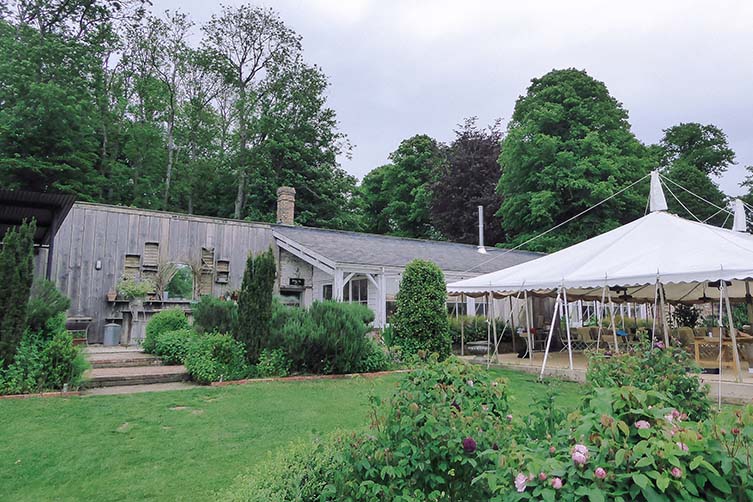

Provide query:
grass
left=0, top=368, right=582, bottom=501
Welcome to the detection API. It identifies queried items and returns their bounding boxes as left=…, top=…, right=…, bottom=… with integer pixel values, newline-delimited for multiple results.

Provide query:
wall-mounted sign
left=289, top=278, right=305, bottom=287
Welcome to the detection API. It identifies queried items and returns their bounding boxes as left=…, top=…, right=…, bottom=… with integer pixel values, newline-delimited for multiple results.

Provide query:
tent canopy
left=447, top=207, right=753, bottom=303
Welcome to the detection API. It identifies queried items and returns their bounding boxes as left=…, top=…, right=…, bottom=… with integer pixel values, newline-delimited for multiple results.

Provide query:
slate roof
left=273, top=225, right=542, bottom=275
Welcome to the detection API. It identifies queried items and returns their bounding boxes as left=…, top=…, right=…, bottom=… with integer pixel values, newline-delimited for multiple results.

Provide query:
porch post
left=379, top=268, right=387, bottom=328
left=334, top=268, right=344, bottom=301
left=658, top=282, right=671, bottom=347
left=524, top=290, right=533, bottom=361
left=608, top=289, right=619, bottom=353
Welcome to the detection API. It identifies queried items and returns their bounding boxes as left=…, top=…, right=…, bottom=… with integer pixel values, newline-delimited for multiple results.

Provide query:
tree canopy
left=359, top=134, right=445, bottom=239
left=0, top=1, right=359, bottom=229
left=496, top=68, right=653, bottom=252
left=431, top=118, right=504, bottom=245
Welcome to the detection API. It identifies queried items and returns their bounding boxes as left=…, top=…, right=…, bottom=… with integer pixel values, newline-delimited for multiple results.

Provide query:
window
left=215, top=260, right=230, bottom=284
left=343, top=278, right=368, bottom=305
left=123, top=254, right=141, bottom=279
left=143, top=242, right=159, bottom=271
left=323, top=284, right=333, bottom=300
left=474, top=301, right=488, bottom=317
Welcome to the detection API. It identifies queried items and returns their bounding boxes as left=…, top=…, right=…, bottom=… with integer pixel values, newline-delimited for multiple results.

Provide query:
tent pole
left=524, top=290, right=533, bottom=361
left=717, top=288, right=724, bottom=409
left=539, top=287, right=562, bottom=379
left=562, top=285, right=574, bottom=371
left=490, top=296, right=499, bottom=365
left=722, top=282, right=743, bottom=383
left=510, top=296, right=516, bottom=353
left=746, top=281, right=753, bottom=330
left=658, top=282, right=671, bottom=347
left=651, top=279, right=659, bottom=346
left=596, top=285, right=606, bottom=350
left=608, top=289, right=619, bottom=353
left=486, top=292, right=491, bottom=369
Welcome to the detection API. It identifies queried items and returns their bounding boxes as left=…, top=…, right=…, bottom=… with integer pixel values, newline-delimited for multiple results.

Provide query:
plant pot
left=106, top=291, right=117, bottom=302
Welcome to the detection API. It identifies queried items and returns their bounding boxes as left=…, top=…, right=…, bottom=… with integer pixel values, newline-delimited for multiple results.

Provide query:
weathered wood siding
left=50, top=202, right=274, bottom=341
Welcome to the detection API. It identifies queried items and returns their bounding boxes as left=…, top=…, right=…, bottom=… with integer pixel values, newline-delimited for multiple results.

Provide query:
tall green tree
left=431, top=117, right=504, bottom=245
left=657, top=123, right=731, bottom=225
left=234, top=248, right=276, bottom=363
left=659, top=123, right=736, bottom=177
left=360, top=135, right=446, bottom=238
left=0, top=220, right=36, bottom=367
left=202, top=4, right=301, bottom=219
left=497, top=68, right=652, bottom=252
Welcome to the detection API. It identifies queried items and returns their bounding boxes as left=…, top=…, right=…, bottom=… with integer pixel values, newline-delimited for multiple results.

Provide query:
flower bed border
left=210, top=369, right=412, bottom=387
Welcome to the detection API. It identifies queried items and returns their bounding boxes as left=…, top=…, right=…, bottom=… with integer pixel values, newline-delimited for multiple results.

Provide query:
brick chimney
left=276, top=186, right=296, bottom=225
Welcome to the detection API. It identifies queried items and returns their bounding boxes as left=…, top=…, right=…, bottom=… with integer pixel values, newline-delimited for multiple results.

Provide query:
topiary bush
left=586, top=339, right=711, bottom=420
left=235, top=248, right=276, bottom=363
left=339, top=356, right=510, bottom=501
left=143, top=309, right=190, bottom=353
left=391, top=259, right=451, bottom=359
left=27, top=279, right=71, bottom=333
left=153, top=329, right=196, bottom=365
left=184, top=333, right=251, bottom=384
left=193, top=295, right=237, bottom=334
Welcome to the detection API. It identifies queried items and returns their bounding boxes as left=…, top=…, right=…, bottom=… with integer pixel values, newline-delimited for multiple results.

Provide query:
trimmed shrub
left=354, top=339, right=392, bottom=373
left=0, top=322, right=87, bottom=394
left=339, top=357, right=510, bottom=500
left=27, top=279, right=71, bottom=333
left=153, top=329, right=196, bottom=365
left=0, top=219, right=36, bottom=368
left=143, top=309, right=190, bottom=353
left=448, top=315, right=489, bottom=345
left=193, top=295, right=237, bottom=334
left=235, top=248, right=276, bottom=362
left=586, top=339, right=710, bottom=420
left=391, top=259, right=451, bottom=358
left=257, top=348, right=291, bottom=378
left=184, top=333, right=250, bottom=384
left=223, top=436, right=349, bottom=502
left=305, top=301, right=372, bottom=374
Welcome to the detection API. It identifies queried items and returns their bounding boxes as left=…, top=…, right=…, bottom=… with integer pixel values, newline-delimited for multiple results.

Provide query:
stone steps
left=83, top=346, right=189, bottom=389
left=84, top=365, right=189, bottom=388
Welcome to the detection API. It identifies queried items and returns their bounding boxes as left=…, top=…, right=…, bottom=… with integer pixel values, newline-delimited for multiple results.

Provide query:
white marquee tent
left=447, top=172, right=753, bottom=382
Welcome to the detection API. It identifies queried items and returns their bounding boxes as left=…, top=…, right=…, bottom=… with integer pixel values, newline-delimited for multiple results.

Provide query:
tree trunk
left=234, top=82, right=248, bottom=219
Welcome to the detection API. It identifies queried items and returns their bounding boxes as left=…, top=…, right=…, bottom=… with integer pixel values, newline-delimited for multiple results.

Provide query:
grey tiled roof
left=273, top=225, right=542, bottom=275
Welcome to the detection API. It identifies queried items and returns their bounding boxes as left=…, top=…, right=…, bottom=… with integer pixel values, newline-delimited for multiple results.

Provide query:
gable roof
left=272, top=224, right=541, bottom=275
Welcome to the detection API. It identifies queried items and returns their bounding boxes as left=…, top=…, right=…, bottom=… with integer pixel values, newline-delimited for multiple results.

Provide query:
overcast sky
left=154, top=0, right=753, bottom=195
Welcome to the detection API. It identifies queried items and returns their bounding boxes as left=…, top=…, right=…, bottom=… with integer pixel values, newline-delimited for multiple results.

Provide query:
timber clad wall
left=50, top=203, right=273, bottom=341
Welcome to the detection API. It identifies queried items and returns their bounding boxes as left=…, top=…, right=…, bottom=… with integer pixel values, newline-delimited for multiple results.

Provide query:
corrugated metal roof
left=0, top=190, right=76, bottom=245
left=273, top=224, right=542, bottom=275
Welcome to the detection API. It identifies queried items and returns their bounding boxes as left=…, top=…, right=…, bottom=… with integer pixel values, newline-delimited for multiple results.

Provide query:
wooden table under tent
left=448, top=171, right=753, bottom=396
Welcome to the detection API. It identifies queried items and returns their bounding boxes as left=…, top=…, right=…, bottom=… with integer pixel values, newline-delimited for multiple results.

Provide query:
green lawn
left=0, top=369, right=582, bottom=501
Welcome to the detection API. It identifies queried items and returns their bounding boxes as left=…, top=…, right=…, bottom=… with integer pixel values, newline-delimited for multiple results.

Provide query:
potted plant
left=106, top=289, right=117, bottom=302
left=116, top=277, right=154, bottom=301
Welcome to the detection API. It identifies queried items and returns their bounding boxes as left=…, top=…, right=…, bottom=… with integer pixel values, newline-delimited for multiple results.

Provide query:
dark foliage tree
left=431, top=117, right=505, bottom=245
left=0, top=220, right=36, bottom=367
left=391, top=259, right=451, bottom=359
left=235, top=248, right=276, bottom=363
left=360, top=135, right=445, bottom=239
left=497, top=68, right=652, bottom=252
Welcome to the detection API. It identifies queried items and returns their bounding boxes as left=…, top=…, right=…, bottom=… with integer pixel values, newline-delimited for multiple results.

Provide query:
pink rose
left=676, top=442, right=689, bottom=452
left=506, top=414, right=513, bottom=422
left=549, top=446, right=556, bottom=454
left=514, top=473, right=527, bottom=493
left=572, top=451, right=587, bottom=465
left=635, top=420, right=651, bottom=429
left=538, top=472, right=547, bottom=481
left=551, top=477, right=563, bottom=489
left=594, top=467, right=607, bottom=479
left=573, top=444, right=589, bottom=455
left=671, top=467, right=682, bottom=478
